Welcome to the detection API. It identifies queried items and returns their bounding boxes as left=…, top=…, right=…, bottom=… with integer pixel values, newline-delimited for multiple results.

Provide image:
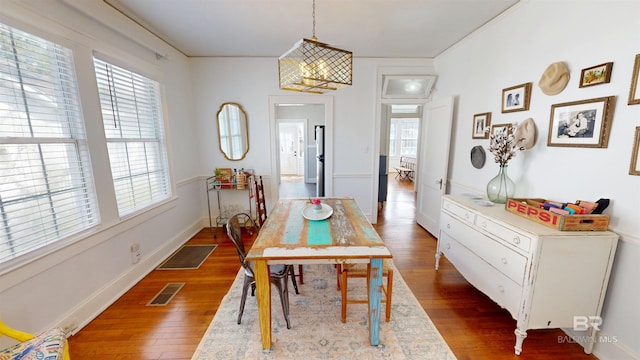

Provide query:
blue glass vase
left=486, top=165, right=515, bottom=204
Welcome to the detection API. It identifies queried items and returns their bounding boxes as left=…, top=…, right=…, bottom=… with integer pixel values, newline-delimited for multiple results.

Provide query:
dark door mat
left=156, top=244, right=217, bottom=270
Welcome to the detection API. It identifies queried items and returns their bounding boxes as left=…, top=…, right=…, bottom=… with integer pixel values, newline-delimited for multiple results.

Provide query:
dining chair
left=336, top=260, right=393, bottom=323
left=254, top=175, right=268, bottom=228
left=0, top=318, right=70, bottom=359
left=226, top=213, right=292, bottom=329
left=254, top=175, right=304, bottom=289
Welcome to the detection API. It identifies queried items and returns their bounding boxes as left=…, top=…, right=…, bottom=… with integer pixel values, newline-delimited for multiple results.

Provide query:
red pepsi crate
left=505, top=198, right=610, bottom=231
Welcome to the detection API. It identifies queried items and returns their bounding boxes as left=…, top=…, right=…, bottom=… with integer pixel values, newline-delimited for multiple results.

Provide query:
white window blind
left=0, top=23, right=98, bottom=265
left=93, top=58, right=170, bottom=216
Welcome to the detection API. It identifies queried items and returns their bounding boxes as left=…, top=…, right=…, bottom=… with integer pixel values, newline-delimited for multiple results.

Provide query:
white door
left=278, top=122, right=304, bottom=176
left=415, top=96, right=454, bottom=237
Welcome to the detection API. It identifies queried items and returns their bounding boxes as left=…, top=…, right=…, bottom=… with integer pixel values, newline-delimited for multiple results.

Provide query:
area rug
left=192, top=263, right=456, bottom=359
left=156, top=244, right=217, bottom=270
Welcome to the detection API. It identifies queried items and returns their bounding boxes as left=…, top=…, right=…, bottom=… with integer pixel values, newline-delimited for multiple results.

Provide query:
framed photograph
left=472, top=112, right=491, bottom=139
left=630, top=127, right=640, bottom=175
left=628, top=54, right=640, bottom=105
left=490, top=123, right=513, bottom=136
left=547, top=96, right=616, bottom=148
left=501, top=82, right=532, bottom=113
left=579, top=62, right=613, bottom=87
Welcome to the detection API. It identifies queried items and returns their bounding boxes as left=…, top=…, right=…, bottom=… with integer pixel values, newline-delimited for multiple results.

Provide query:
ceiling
left=105, top=0, right=521, bottom=58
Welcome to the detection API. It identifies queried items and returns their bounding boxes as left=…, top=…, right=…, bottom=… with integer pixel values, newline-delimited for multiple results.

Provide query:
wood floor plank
left=68, top=180, right=596, bottom=359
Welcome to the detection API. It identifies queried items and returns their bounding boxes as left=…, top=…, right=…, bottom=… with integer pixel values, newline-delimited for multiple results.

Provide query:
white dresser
left=436, top=195, right=618, bottom=355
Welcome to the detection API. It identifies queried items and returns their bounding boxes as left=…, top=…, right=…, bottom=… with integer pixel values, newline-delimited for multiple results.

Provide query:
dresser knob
left=446, top=243, right=451, bottom=250
left=481, top=221, right=487, bottom=228
left=501, top=257, right=507, bottom=264
left=498, top=285, right=505, bottom=293
left=513, top=236, right=521, bottom=244
left=447, top=223, right=451, bottom=229
left=464, top=213, right=469, bottom=219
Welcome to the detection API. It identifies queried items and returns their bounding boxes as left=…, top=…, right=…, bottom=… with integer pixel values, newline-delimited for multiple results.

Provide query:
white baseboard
left=562, top=328, right=637, bottom=360
left=57, top=219, right=204, bottom=336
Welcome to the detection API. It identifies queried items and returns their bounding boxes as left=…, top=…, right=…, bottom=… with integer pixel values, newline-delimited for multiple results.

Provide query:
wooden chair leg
left=339, top=263, right=393, bottom=323
left=385, top=267, right=393, bottom=322
left=341, top=268, right=348, bottom=323
left=298, top=264, right=304, bottom=284
left=336, top=264, right=342, bottom=290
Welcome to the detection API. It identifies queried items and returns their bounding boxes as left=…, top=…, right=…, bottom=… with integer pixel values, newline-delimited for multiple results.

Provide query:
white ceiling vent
left=382, top=75, right=436, bottom=99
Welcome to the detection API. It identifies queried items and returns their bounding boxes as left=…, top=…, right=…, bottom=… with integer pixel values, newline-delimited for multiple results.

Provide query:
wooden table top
left=246, top=198, right=392, bottom=261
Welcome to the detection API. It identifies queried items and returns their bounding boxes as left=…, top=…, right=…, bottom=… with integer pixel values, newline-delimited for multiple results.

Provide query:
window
left=0, top=23, right=98, bottom=265
left=389, top=118, right=419, bottom=157
left=399, top=119, right=419, bottom=156
left=389, top=121, right=397, bottom=156
left=93, top=57, right=170, bottom=216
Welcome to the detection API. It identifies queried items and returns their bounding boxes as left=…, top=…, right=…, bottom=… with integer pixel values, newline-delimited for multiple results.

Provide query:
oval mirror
left=217, top=102, right=249, bottom=160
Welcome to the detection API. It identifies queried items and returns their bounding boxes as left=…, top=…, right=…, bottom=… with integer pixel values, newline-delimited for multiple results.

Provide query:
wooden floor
left=67, top=179, right=597, bottom=359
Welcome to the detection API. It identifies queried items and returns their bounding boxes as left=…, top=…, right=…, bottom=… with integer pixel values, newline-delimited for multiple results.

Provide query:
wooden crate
left=505, top=198, right=610, bottom=231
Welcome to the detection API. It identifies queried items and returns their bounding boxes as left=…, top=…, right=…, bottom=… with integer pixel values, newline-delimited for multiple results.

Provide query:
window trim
left=92, top=55, right=173, bottom=217
left=0, top=21, right=100, bottom=270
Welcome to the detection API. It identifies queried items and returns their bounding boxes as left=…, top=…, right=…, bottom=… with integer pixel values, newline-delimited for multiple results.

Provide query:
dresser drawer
left=442, top=198, right=476, bottom=225
left=439, top=232, right=522, bottom=318
left=441, top=213, right=527, bottom=285
left=475, top=214, right=532, bottom=253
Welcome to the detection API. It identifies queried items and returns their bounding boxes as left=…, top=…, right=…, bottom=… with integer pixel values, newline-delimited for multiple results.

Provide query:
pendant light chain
left=312, top=0, right=316, bottom=40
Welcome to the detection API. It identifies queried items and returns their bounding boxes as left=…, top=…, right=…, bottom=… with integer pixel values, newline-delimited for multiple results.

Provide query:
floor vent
left=147, top=282, right=185, bottom=306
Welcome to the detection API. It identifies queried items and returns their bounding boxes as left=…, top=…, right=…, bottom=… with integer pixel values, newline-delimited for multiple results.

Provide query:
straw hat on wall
left=538, top=62, right=570, bottom=95
left=515, top=118, right=536, bottom=150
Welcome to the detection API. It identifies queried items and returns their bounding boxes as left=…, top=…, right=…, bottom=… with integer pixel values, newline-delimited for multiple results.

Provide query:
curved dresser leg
left=435, top=251, right=442, bottom=270
left=514, top=328, right=528, bottom=355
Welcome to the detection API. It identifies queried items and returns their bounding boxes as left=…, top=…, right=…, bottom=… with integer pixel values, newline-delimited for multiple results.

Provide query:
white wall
left=433, top=1, right=640, bottom=359
left=0, top=0, right=203, bottom=345
left=190, top=57, right=433, bottom=220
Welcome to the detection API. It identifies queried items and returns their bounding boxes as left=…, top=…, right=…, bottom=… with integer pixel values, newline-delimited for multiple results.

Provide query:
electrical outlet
left=131, top=243, right=141, bottom=264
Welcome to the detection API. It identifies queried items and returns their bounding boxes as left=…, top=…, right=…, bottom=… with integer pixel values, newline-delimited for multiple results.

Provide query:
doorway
left=374, top=69, right=439, bottom=221
left=386, top=104, right=421, bottom=186
left=277, top=119, right=314, bottom=198
left=269, top=96, right=333, bottom=203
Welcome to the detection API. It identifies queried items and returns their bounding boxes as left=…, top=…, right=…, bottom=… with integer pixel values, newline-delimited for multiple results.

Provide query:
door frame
left=269, top=96, right=333, bottom=205
left=373, top=98, right=428, bottom=221
left=373, top=66, right=435, bottom=220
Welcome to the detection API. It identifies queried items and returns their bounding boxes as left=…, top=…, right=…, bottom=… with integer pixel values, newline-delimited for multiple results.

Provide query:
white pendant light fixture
left=278, top=0, right=352, bottom=94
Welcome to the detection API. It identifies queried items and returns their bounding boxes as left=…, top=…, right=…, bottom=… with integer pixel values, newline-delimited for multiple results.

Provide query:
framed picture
left=490, top=123, right=513, bottom=136
left=628, top=54, right=640, bottom=105
left=547, top=96, right=616, bottom=148
left=501, top=82, right=532, bottom=113
left=215, top=167, right=232, bottom=183
left=630, top=127, right=640, bottom=175
left=579, top=62, right=613, bottom=87
left=472, top=112, right=491, bottom=139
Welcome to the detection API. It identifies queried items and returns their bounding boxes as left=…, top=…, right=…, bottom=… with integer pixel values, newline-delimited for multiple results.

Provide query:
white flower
left=486, top=124, right=524, bottom=166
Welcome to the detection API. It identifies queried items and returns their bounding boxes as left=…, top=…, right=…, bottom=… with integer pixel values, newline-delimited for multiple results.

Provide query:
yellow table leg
left=254, top=260, right=272, bottom=350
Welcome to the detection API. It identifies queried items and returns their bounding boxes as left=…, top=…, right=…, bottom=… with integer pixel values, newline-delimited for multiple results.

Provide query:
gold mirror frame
left=216, top=102, right=249, bottom=160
